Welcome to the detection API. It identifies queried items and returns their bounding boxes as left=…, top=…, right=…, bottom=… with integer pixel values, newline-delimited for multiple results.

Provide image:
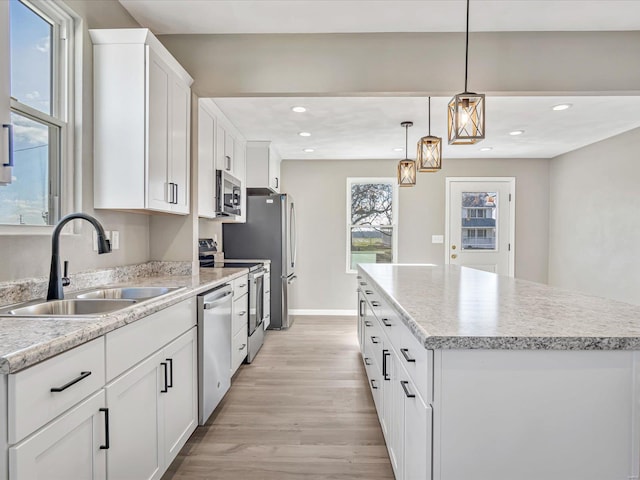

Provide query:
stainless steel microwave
left=216, top=170, right=242, bottom=217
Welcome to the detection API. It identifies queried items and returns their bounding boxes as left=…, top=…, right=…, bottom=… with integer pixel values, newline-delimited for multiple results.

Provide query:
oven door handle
left=203, top=291, right=233, bottom=309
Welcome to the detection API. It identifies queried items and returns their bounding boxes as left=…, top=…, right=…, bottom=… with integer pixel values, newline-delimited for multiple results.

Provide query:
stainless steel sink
left=75, top=286, right=180, bottom=300
left=4, top=299, right=136, bottom=316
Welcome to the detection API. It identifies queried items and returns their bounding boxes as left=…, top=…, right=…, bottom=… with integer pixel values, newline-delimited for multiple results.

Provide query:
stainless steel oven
left=247, top=266, right=265, bottom=363
left=216, top=170, right=241, bottom=217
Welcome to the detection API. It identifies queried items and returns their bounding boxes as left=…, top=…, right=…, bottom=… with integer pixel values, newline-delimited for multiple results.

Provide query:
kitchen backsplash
left=0, top=261, right=193, bottom=307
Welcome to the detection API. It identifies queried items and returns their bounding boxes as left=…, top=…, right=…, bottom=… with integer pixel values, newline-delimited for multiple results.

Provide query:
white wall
left=282, top=158, right=550, bottom=311
left=548, top=127, right=640, bottom=306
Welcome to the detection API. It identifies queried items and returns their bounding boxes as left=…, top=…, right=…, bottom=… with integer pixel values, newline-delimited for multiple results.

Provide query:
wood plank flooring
left=162, top=316, right=394, bottom=480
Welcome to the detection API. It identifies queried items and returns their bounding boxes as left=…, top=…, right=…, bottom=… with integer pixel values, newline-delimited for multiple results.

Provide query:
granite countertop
left=0, top=267, right=248, bottom=374
left=359, top=264, right=640, bottom=350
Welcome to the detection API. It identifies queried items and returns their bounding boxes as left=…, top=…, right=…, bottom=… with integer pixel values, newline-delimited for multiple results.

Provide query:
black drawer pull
left=166, top=358, right=173, bottom=388
left=160, top=362, right=168, bottom=393
left=364, top=321, right=373, bottom=327
left=238, top=311, right=247, bottom=316
left=359, top=300, right=365, bottom=317
left=371, top=336, right=379, bottom=344
left=365, top=290, right=373, bottom=295
left=370, top=379, right=378, bottom=389
left=357, top=275, right=362, bottom=279
left=382, top=318, right=392, bottom=327
left=364, top=357, right=372, bottom=366
left=401, top=380, right=416, bottom=398
left=400, top=348, right=416, bottom=363
left=99, top=408, right=110, bottom=449
left=371, top=301, right=381, bottom=307
left=382, top=349, right=390, bottom=381
left=50, top=371, right=92, bottom=392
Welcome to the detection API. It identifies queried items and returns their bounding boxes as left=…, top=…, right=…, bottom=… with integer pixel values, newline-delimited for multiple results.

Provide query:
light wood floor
left=162, top=316, right=394, bottom=480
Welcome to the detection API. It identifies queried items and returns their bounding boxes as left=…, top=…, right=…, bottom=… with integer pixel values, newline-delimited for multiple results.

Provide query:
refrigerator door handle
left=287, top=275, right=297, bottom=285
left=290, top=202, right=297, bottom=269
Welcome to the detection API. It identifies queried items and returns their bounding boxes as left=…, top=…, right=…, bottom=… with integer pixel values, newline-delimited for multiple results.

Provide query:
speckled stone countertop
left=359, top=264, right=640, bottom=350
left=0, top=267, right=248, bottom=373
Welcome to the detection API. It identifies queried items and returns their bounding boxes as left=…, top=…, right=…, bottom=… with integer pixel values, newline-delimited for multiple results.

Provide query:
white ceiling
left=211, top=96, right=640, bottom=160
left=119, top=0, right=640, bottom=35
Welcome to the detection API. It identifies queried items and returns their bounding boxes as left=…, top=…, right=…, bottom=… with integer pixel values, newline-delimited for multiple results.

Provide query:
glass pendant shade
left=448, top=92, right=485, bottom=145
left=417, top=135, right=442, bottom=172
left=397, top=159, right=416, bottom=187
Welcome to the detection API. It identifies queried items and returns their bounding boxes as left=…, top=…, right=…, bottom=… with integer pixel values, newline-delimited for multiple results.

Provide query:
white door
left=446, top=178, right=515, bottom=276
left=162, top=328, right=198, bottom=466
left=105, top=351, right=163, bottom=480
left=402, top=379, right=432, bottom=480
left=9, top=391, right=107, bottom=480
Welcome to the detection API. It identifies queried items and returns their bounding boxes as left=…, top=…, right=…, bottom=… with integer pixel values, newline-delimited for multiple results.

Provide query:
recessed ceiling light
left=509, top=130, right=525, bottom=136
left=552, top=103, right=572, bottom=111
left=291, top=106, right=307, bottom=113
left=303, top=148, right=315, bottom=153
left=393, top=147, right=404, bottom=152
left=480, top=147, right=493, bottom=151
left=298, top=131, right=311, bottom=137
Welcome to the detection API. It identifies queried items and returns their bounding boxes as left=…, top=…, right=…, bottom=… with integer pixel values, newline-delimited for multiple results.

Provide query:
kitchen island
left=357, top=264, right=640, bottom=480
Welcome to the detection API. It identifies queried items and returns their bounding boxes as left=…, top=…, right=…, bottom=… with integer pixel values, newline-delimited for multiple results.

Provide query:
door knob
left=451, top=254, right=457, bottom=259
left=451, top=245, right=457, bottom=250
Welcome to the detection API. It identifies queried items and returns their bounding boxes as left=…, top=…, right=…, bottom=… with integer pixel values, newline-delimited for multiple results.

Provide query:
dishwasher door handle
left=203, top=291, right=233, bottom=309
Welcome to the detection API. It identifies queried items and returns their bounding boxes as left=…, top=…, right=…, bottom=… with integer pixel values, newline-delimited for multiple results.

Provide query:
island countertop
left=359, top=264, right=640, bottom=350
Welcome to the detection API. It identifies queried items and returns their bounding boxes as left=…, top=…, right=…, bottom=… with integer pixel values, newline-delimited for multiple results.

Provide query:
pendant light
left=397, top=121, right=416, bottom=187
left=448, top=0, right=485, bottom=145
left=417, top=97, right=442, bottom=172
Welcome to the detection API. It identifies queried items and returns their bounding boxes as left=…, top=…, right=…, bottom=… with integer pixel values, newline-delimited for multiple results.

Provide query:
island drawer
left=8, top=337, right=106, bottom=444
left=394, top=325, right=433, bottom=404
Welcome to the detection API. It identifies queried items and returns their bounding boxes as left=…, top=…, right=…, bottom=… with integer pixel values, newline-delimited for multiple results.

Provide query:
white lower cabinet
left=9, top=390, right=107, bottom=480
left=105, top=327, right=197, bottom=480
left=105, top=351, right=163, bottom=480
left=359, top=287, right=432, bottom=480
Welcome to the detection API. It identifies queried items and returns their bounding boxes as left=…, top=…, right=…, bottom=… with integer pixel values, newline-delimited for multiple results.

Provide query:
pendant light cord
left=428, top=97, right=431, bottom=135
left=405, top=123, right=409, bottom=155
left=464, top=0, right=469, bottom=93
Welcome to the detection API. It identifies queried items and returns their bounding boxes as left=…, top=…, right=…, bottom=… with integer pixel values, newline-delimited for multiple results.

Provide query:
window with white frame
left=347, top=178, right=398, bottom=273
left=0, top=0, right=72, bottom=226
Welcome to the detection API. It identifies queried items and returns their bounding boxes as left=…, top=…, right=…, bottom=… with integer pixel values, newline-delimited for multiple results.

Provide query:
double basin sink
left=0, top=287, right=182, bottom=317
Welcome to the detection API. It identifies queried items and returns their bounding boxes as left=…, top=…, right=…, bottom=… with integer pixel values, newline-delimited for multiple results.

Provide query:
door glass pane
left=10, top=0, right=53, bottom=115
left=0, top=112, right=53, bottom=225
left=461, top=192, right=497, bottom=250
left=350, top=226, right=393, bottom=270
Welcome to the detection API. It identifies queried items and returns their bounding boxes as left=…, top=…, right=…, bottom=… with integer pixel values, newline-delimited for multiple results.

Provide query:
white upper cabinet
left=246, top=141, right=281, bottom=194
left=197, top=99, right=246, bottom=222
left=0, top=1, right=11, bottom=185
left=91, top=29, right=193, bottom=214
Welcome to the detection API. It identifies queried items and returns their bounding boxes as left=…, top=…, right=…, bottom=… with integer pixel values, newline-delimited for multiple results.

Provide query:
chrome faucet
left=47, top=213, right=112, bottom=301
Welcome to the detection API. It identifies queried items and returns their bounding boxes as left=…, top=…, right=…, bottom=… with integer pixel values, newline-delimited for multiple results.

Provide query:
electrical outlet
left=111, top=231, right=120, bottom=250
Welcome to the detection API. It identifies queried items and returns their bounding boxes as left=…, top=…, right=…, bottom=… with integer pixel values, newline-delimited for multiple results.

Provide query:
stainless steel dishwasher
left=197, top=283, right=233, bottom=425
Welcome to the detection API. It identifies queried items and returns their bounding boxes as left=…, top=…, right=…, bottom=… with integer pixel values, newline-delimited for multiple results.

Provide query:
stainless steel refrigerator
left=223, top=194, right=297, bottom=329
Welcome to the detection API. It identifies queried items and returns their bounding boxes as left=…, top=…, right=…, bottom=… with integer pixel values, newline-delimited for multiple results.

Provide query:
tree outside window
left=347, top=178, right=398, bottom=273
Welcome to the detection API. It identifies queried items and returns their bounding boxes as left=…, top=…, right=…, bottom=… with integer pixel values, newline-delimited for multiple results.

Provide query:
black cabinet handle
left=356, top=275, right=362, bottom=280
left=401, top=380, right=416, bottom=398
left=99, top=408, right=110, bottom=449
left=275, top=177, right=279, bottom=188
left=160, top=362, right=168, bottom=393
left=400, top=348, right=416, bottom=363
left=364, top=321, right=373, bottom=327
left=238, top=311, right=247, bottom=316
left=371, top=301, right=380, bottom=307
left=174, top=183, right=179, bottom=204
left=359, top=281, right=366, bottom=286
left=359, top=300, right=365, bottom=317
left=166, top=358, right=173, bottom=388
left=382, top=349, right=390, bottom=381
left=365, top=290, right=373, bottom=295
left=50, top=371, right=92, bottom=392
left=370, top=379, right=378, bottom=390
left=364, top=357, right=372, bottom=366
left=382, top=318, right=392, bottom=327
left=371, top=336, right=379, bottom=344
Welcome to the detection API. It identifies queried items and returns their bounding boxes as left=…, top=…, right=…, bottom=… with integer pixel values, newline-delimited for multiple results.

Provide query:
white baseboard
left=290, top=309, right=357, bottom=316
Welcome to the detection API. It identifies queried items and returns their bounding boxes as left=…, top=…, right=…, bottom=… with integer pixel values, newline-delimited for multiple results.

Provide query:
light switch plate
left=432, top=235, right=444, bottom=244
left=111, top=231, right=120, bottom=250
